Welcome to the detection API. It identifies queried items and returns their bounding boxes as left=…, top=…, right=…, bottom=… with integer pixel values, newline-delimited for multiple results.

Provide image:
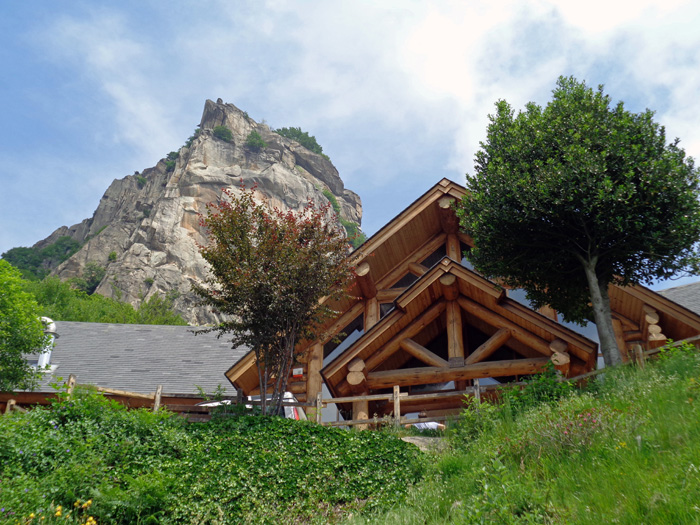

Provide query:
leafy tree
left=2, top=236, right=81, bottom=280
left=245, top=131, right=267, bottom=151
left=322, top=188, right=366, bottom=248
left=22, top=276, right=187, bottom=325
left=276, top=126, right=329, bottom=159
left=71, top=262, right=106, bottom=294
left=458, top=77, right=700, bottom=367
left=193, top=186, right=353, bottom=415
left=213, top=125, right=233, bottom=142
left=0, top=260, right=48, bottom=391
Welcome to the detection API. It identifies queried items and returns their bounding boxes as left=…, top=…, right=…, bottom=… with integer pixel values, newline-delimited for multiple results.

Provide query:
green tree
left=213, top=125, right=233, bottom=142
left=193, top=186, right=352, bottom=414
left=0, top=260, right=47, bottom=391
left=276, top=126, right=328, bottom=159
left=245, top=131, right=267, bottom=151
left=458, top=77, right=700, bottom=367
left=71, top=262, right=106, bottom=294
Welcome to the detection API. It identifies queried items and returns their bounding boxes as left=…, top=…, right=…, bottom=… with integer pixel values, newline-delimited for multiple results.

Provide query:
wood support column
left=446, top=234, right=461, bottom=262
left=348, top=358, right=369, bottom=429
left=365, top=297, right=379, bottom=330
left=447, top=301, right=465, bottom=367
left=305, top=342, right=324, bottom=418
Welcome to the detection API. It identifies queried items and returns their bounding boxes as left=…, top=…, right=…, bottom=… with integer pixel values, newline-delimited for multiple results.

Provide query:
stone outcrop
left=40, top=100, right=362, bottom=324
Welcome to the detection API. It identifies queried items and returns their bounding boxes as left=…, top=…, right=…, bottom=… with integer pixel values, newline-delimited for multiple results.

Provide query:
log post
left=66, top=374, right=76, bottom=400
left=305, top=343, right=324, bottom=418
left=393, top=385, right=401, bottom=428
left=353, top=399, right=369, bottom=431
left=632, top=344, right=645, bottom=369
left=315, top=391, right=323, bottom=425
left=473, top=379, right=481, bottom=403
left=446, top=234, right=461, bottom=262
left=153, top=384, right=163, bottom=412
left=236, top=388, right=244, bottom=406
left=438, top=196, right=459, bottom=234
left=365, top=297, right=379, bottom=330
left=5, top=399, right=16, bottom=415
left=355, top=262, right=377, bottom=299
left=550, top=352, right=571, bottom=377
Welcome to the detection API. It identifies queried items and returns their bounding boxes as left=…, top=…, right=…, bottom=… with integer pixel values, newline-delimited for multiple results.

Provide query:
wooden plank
left=319, top=301, right=365, bottom=344
left=465, top=328, right=511, bottom=364
left=376, top=288, right=406, bottom=302
left=400, top=338, right=450, bottom=367
left=367, top=357, right=551, bottom=389
left=365, top=300, right=447, bottom=371
left=323, top=392, right=408, bottom=404
left=88, top=386, right=155, bottom=401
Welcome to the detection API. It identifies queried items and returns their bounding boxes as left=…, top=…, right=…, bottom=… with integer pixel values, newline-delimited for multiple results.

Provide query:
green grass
left=354, top=345, right=700, bottom=524
left=0, top=388, right=423, bottom=524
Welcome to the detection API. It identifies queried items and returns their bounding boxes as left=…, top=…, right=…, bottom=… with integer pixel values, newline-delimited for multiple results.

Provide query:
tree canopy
left=457, top=76, right=700, bottom=367
left=193, top=186, right=353, bottom=414
left=0, top=260, right=48, bottom=391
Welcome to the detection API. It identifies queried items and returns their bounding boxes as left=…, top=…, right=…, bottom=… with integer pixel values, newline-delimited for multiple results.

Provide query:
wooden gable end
left=322, top=258, right=598, bottom=402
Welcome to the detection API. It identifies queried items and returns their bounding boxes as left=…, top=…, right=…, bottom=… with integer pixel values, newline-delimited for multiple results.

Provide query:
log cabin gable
left=321, top=258, right=599, bottom=399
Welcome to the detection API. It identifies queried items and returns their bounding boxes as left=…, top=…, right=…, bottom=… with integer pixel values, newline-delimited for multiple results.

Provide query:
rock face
left=40, top=100, right=362, bottom=324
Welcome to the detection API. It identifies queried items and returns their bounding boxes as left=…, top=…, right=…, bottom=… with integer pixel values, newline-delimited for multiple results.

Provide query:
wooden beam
left=365, top=297, right=379, bottom=330
left=440, top=273, right=459, bottom=301
left=305, top=342, right=324, bottom=417
left=400, top=338, right=449, bottom=368
left=408, top=261, right=428, bottom=276
left=319, top=301, right=364, bottom=344
left=446, top=300, right=465, bottom=366
left=457, top=296, right=553, bottom=356
left=438, top=195, right=459, bottom=234
left=347, top=371, right=368, bottom=395
left=465, top=328, right=510, bottom=364
left=367, top=357, right=550, bottom=389
left=353, top=399, right=369, bottom=430
left=366, top=300, right=447, bottom=371
left=551, top=352, right=571, bottom=377
left=549, top=339, right=568, bottom=354
left=355, top=262, right=377, bottom=299
left=446, top=233, right=461, bottom=262
left=376, top=233, right=447, bottom=289
left=348, top=357, right=367, bottom=374
left=376, top=288, right=406, bottom=302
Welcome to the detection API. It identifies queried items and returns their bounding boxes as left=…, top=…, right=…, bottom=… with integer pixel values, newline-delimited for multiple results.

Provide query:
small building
left=225, top=178, right=700, bottom=421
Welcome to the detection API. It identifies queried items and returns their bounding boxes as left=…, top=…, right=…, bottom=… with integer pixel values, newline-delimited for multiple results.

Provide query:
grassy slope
left=355, top=347, right=700, bottom=524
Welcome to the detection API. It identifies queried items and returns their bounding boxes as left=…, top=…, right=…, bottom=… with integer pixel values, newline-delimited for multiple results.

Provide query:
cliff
left=38, top=99, right=362, bottom=324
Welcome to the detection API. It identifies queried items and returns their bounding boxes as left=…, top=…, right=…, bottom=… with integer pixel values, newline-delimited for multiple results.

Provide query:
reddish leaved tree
left=193, top=185, right=353, bottom=415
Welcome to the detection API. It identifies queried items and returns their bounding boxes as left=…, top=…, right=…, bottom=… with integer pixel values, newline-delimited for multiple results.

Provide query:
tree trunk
left=581, top=258, right=622, bottom=368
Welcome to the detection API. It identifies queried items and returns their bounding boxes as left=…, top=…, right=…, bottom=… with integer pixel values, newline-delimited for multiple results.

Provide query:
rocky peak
left=40, top=99, right=362, bottom=324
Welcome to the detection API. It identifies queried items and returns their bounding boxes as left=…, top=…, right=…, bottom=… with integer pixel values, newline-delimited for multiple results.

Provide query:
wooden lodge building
left=225, top=179, right=700, bottom=422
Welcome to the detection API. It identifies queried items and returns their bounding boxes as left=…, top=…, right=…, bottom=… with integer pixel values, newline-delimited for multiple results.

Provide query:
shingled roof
left=37, top=322, right=247, bottom=395
left=658, top=282, right=700, bottom=316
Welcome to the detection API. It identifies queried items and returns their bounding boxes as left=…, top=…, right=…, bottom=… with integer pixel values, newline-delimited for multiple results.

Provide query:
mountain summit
left=36, top=99, right=362, bottom=324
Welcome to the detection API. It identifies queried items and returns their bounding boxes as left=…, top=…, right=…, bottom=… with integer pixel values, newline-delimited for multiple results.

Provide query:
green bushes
left=275, top=126, right=329, bottom=160
left=365, top=346, right=700, bottom=524
left=0, top=390, right=423, bottom=523
left=2, top=236, right=82, bottom=280
left=164, top=151, right=179, bottom=172
left=245, top=130, right=267, bottom=151
left=213, top=125, right=233, bottom=142
left=322, top=188, right=367, bottom=248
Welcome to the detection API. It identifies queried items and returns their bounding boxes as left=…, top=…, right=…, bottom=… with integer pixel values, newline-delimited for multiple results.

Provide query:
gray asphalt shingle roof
left=658, top=282, right=700, bottom=316
left=38, top=322, right=247, bottom=396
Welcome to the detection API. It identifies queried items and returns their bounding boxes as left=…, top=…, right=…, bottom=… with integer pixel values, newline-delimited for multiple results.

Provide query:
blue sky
left=2, top=0, right=700, bottom=290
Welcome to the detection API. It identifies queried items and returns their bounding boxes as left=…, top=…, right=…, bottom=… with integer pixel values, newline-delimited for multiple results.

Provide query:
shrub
left=498, top=362, right=573, bottom=419
left=213, top=125, right=233, bottom=142
left=244, top=130, right=266, bottom=151
left=108, top=251, right=117, bottom=262
left=135, top=175, right=147, bottom=188
left=70, top=262, right=106, bottom=295
left=143, top=277, right=154, bottom=286
left=275, top=126, right=326, bottom=157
